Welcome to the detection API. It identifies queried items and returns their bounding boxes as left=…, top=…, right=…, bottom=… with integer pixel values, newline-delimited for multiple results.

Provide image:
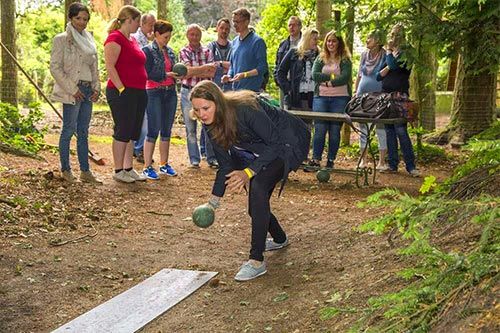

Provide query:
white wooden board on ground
left=52, top=268, right=218, bottom=333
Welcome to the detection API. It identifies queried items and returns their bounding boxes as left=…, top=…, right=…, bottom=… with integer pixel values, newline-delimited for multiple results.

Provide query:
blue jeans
left=385, top=123, right=416, bottom=172
left=145, top=88, right=177, bottom=142
left=312, top=96, right=350, bottom=162
left=59, top=83, right=93, bottom=172
left=134, top=113, right=147, bottom=155
left=180, top=87, right=215, bottom=164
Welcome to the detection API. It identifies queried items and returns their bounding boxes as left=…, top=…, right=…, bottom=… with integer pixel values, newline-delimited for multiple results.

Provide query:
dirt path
left=0, top=121, right=456, bottom=332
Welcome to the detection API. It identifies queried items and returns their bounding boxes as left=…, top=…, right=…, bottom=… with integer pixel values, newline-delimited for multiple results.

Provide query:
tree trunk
left=64, top=0, right=80, bottom=26
left=341, top=4, right=355, bottom=146
left=410, top=2, right=438, bottom=132
left=158, top=0, right=168, bottom=20
left=410, top=38, right=438, bottom=132
left=123, top=0, right=133, bottom=6
left=449, top=55, right=496, bottom=143
left=316, top=0, right=331, bottom=39
left=411, top=51, right=437, bottom=131
left=426, top=55, right=497, bottom=145
left=1, top=0, right=18, bottom=107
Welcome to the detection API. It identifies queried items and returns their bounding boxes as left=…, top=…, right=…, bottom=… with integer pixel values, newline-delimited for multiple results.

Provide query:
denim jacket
left=142, top=41, right=177, bottom=83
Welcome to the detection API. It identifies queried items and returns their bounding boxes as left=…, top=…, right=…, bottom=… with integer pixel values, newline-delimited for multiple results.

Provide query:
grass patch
left=171, top=136, right=186, bottom=145
left=89, top=135, right=113, bottom=144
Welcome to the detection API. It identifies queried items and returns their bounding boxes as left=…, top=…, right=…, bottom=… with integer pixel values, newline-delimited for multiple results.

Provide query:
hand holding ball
left=172, top=63, right=188, bottom=77
left=192, top=204, right=215, bottom=228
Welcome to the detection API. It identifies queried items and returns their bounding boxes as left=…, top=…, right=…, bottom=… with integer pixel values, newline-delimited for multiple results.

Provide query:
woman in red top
left=104, top=5, right=148, bottom=183
left=141, top=20, right=182, bottom=180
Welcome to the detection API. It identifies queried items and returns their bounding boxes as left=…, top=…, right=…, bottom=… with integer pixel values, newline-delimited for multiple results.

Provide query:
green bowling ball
left=192, top=204, right=215, bottom=228
left=172, top=63, right=188, bottom=76
left=316, top=169, right=330, bottom=183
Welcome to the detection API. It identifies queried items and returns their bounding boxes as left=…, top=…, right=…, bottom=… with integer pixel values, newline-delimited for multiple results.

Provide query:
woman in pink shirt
left=310, top=31, right=352, bottom=169
left=104, top=5, right=148, bottom=183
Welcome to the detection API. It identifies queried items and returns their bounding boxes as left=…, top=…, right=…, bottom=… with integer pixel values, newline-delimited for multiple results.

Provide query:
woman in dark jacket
left=277, top=27, right=320, bottom=110
left=141, top=20, right=182, bottom=180
left=377, top=23, right=419, bottom=177
left=190, top=80, right=310, bottom=282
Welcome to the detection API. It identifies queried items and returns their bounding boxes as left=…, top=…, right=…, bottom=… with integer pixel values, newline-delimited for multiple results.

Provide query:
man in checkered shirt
left=179, top=24, right=218, bottom=169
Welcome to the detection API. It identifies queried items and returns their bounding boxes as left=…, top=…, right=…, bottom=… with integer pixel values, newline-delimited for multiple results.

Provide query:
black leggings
left=248, top=158, right=287, bottom=261
left=106, top=87, right=147, bottom=142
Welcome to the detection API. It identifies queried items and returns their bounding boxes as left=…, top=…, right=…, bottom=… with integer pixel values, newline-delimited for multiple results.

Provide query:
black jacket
left=207, top=97, right=310, bottom=197
left=377, top=52, right=411, bottom=95
left=276, top=48, right=318, bottom=108
left=273, top=36, right=295, bottom=86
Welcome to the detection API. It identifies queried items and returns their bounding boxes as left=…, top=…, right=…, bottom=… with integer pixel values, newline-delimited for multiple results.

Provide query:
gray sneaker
left=234, top=260, right=267, bottom=282
left=62, top=170, right=76, bottom=183
left=265, top=237, right=289, bottom=252
left=113, top=170, right=135, bottom=183
left=126, top=169, right=147, bottom=181
left=80, top=171, right=103, bottom=184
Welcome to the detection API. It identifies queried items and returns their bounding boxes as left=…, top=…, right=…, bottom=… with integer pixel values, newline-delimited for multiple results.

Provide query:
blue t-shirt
left=208, top=40, right=232, bottom=90
left=228, top=31, right=268, bottom=92
left=356, top=51, right=385, bottom=95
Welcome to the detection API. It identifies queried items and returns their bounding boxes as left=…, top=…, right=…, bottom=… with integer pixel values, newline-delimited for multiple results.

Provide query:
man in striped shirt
left=179, top=24, right=218, bottom=168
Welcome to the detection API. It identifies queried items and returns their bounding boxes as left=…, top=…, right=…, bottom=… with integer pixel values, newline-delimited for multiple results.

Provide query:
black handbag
left=346, top=92, right=409, bottom=119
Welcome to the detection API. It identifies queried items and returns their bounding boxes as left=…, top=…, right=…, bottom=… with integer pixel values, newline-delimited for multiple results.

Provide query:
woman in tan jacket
left=50, top=2, right=101, bottom=183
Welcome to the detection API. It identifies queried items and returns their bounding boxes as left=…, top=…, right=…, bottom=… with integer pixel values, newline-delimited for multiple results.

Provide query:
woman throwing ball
left=190, top=80, right=310, bottom=281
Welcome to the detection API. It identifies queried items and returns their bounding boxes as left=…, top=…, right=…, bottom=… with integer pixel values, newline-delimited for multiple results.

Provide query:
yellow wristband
left=118, top=86, right=125, bottom=94
left=243, top=168, right=253, bottom=179
left=243, top=72, right=248, bottom=78
left=330, top=73, right=335, bottom=80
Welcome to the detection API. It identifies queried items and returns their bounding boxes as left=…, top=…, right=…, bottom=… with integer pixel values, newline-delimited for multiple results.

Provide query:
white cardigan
left=49, top=26, right=100, bottom=105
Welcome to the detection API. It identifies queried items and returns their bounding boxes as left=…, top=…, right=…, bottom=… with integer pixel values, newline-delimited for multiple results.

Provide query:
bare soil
left=0, top=113, right=495, bottom=332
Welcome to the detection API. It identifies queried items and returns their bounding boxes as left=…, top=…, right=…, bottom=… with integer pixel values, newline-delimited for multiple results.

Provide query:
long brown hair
left=320, top=30, right=351, bottom=63
left=190, top=80, right=259, bottom=149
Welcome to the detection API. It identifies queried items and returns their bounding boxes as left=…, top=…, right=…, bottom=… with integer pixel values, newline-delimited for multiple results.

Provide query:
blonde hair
left=190, top=80, right=259, bottom=149
left=320, top=30, right=351, bottom=63
left=297, top=27, right=319, bottom=59
left=389, top=23, right=406, bottom=48
left=107, top=5, right=141, bottom=34
left=186, top=23, right=202, bottom=35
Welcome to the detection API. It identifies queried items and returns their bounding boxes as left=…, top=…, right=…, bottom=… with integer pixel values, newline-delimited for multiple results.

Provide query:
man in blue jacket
left=274, top=16, right=302, bottom=108
left=222, top=8, right=268, bottom=92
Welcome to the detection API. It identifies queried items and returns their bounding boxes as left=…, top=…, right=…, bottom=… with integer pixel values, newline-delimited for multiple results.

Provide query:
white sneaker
left=126, top=169, right=147, bottom=181
left=113, top=170, right=135, bottom=183
left=409, top=169, right=421, bottom=178
left=376, top=165, right=389, bottom=171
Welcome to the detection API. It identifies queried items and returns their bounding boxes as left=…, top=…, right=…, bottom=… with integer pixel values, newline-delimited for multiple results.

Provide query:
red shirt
left=146, top=49, right=175, bottom=89
left=105, top=30, right=147, bottom=90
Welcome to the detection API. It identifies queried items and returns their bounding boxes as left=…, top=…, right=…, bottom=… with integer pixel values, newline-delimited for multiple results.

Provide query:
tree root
left=49, top=223, right=98, bottom=246
left=424, top=127, right=452, bottom=145
left=447, top=165, right=499, bottom=200
left=0, top=141, right=45, bottom=160
left=0, top=197, right=17, bottom=207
